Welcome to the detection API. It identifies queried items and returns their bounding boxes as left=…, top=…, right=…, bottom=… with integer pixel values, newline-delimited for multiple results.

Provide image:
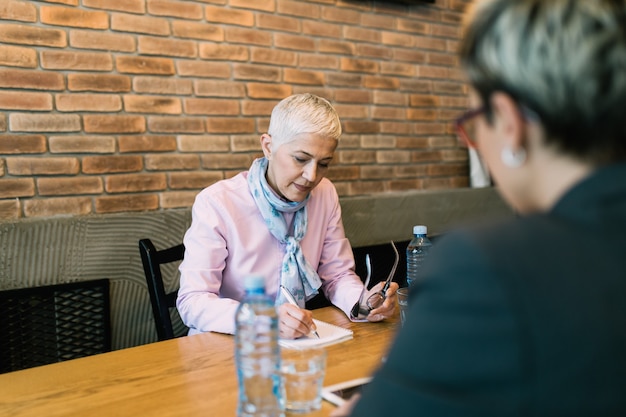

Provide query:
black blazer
left=352, top=164, right=626, bottom=417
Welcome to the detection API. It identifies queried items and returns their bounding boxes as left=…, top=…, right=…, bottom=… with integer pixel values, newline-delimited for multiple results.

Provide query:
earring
left=501, top=147, right=526, bottom=168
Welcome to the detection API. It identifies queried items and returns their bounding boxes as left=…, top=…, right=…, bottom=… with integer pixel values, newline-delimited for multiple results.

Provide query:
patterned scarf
left=247, top=157, right=322, bottom=307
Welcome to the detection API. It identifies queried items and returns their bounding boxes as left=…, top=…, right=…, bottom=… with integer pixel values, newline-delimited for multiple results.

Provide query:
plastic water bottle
left=235, top=275, right=284, bottom=417
left=406, top=225, right=432, bottom=287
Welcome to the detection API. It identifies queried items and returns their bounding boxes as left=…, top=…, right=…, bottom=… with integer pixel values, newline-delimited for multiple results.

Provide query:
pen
left=279, top=285, right=320, bottom=339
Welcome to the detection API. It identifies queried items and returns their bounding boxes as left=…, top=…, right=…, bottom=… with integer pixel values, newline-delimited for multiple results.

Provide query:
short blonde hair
left=267, top=93, right=342, bottom=150
left=460, top=0, right=626, bottom=164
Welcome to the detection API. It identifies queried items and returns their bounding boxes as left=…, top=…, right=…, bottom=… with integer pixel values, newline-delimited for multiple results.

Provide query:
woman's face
left=262, top=132, right=338, bottom=202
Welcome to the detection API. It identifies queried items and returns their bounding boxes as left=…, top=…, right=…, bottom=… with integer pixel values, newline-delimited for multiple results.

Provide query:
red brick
left=176, top=61, right=231, bottom=78
left=111, top=13, right=170, bottom=36
left=159, top=191, right=197, bottom=209
left=361, top=165, right=394, bottom=180
left=0, top=199, right=20, bottom=220
left=0, top=23, right=67, bottom=47
left=342, top=121, right=379, bottom=134
left=95, top=194, right=158, bottom=214
left=205, top=118, right=255, bottom=134
left=49, top=135, right=116, bottom=153
left=381, top=32, right=414, bottom=48
left=251, top=47, right=297, bottom=66
left=377, top=150, right=411, bottom=164
left=229, top=0, right=274, bottom=12
left=230, top=135, right=260, bottom=152
left=233, top=64, right=280, bottom=82
left=373, top=90, right=407, bottom=106
left=147, top=0, right=203, bottom=20
left=84, top=115, right=146, bottom=133
left=10, top=113, right=81, bottom=132
left=83, top=155, right=143, bottom=174
left=0, top=44, right=37, bottom=68
left=321, top=5, right=360, bottom=24
left=0, top=135, right=46, bottom=154
left=246, top=83, right=291, bottom=99
left=0, top=1, right=37, bottom=23
left=56, top=94, right=122, bottom=112
left=0, top=114, right=5, bottom=131
left=277, top=1, right=320, bottom=18
left=381, top=121, right=413, bottom=135
left=183, top=98, right=239, bottom=115
left=225, top=27, right=271, bottom=46
left=275, top=34, right=316, bottom=52
left=205, top=5, right=254, bottom=26
left=194, top=80, right=244, bottom=97
left=407, top=108, right=438, bottom=121
left=348, top=180, right=385, bottom=196
left=304, top=21, right=342, bottom=39
left=41, top=50, right=113, bottom=71
left=124, top=95, right=182, bottom=114
left=0, top=69, right=64, bottom=90
left=284, top=69, right=324, bottom=86
left=41, top=6, right=108, bottom=29
left=327, top=73, right=362, bottom=88
left=336, top=150, right=376, bottom=164
left=169, top=171, right=222, bottom=189
left=144, top=154, right=199, bottom=171
left=200, top=153, right=255, bottom=170
left=105, top=173, right=166, bottom=193
left=257, top=14, right=298, bottom=33
left=138, top=36, right=197, bottom=58
left=394, top=48, right=427, bottom=64
left=0, top=91, right=52, bottom=111
left=334, top=104, right=368, bottom=119
left=70, top=29, right=135, bottom=52
left=172, top=20, right=223, bottom=41
left=118, top=135, right=177, bottom=153
left=116, top=56, right=175, bottom=75
left=241, top=100, right=276, bottom=116
left=83, top=0, right=145, bottom=13
left=177, top=135, right=230, bottom=152
left=326, top=166, right=359, bottom=181
left=433, top=81, right=466, bottom=95
left=133, top=77, right=192, bottom=95
left=0, top=178, right=35, bottom=198
left=147, top=116, right=204, bottom=133
left=381, top=61, right=416, bottom=77
left=68, top=74, right=131, bottom=92
left=24, top=197, right=92, bottom=218
left=37, top=177, right=103, bottom=195
left=334, top=89, right=371, bottom=104
left=199, top=44, right=248, bottom=61
left=372, top=107, right=405, bottom=120
left=340, top=58, right=378, bottom=74
left=400, top=79, right=432, bottom=93
left=345, top=26, right=380, bottom=44
left=6, top=156, right=80, bottom=175
left=356, top=44, right=392, bottom=60
left=360, top=13, right=394, bottom=30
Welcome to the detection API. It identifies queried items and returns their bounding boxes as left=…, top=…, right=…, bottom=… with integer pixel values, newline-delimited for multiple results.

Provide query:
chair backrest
left=138, top=238, right=187, bottom=341
left=0, top=279, right=111, bottom=373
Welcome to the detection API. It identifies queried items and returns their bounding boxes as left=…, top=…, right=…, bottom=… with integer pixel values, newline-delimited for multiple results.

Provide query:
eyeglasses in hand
left=365, top=241, right=399, bottom=310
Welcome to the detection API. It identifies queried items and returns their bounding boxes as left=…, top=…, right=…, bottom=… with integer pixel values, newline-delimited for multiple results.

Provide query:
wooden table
left=0, top=306, right=399, bottom=416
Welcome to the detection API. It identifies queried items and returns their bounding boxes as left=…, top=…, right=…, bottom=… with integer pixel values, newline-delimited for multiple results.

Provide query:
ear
left=260, top=134, right=272, bottom=159
left=490, top=92, right=527, bottom=150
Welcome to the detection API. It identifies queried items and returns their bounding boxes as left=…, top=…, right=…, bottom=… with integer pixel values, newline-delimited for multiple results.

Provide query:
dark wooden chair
left=138, top=238, right=187, bottom=341
left=0, top=279, right=111, bottom=373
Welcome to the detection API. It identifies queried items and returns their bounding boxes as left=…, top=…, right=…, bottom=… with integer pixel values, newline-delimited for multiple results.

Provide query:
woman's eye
left=294, top=157, right=307, bottom=163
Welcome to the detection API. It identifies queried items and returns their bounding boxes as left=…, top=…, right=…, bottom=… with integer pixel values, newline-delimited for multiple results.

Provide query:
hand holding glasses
left=351, top=241, right=400, bottom=318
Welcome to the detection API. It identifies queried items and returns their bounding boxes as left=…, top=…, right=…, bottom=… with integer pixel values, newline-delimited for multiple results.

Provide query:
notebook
left=279, top=319, right=353, bottom=349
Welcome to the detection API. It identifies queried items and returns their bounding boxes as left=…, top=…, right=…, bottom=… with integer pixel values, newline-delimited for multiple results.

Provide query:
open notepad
left=279, top=319, right=353, bottom=349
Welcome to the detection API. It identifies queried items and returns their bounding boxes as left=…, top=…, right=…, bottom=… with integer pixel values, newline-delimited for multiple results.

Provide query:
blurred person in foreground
left=177, top=93, right=397, bottom=340
left=334, top=0, right=626, bottom=415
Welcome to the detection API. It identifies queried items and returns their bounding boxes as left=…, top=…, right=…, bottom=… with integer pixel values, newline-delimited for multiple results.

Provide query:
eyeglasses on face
left=454, top=105, right=486, bottom=149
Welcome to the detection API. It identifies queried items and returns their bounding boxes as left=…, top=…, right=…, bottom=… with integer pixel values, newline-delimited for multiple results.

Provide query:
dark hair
left=459, top=0, right=626, bottom=165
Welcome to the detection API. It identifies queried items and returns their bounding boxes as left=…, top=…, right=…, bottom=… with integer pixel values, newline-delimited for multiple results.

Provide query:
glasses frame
left=454, top=105, right=486, bottom=149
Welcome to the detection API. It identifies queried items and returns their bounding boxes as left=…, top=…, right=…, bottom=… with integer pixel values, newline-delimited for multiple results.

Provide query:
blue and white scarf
left=247, top=157, right=322, bottom=307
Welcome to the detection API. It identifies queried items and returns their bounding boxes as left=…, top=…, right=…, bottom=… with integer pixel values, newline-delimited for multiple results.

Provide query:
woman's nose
left=302, top=163, right=317, bottom=182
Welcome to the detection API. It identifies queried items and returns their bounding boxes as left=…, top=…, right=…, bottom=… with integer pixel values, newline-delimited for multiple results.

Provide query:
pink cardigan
left=177, top=171, right=364, bottom=335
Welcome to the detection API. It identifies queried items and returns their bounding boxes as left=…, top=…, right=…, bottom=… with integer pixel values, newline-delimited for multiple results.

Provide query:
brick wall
left=0, top=0, right=470, bottom=220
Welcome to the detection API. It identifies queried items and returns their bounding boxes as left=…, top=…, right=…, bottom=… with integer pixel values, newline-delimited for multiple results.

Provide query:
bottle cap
left=413, top=225, right=427, bottom=235
left=243, top=275, right=265, bottom=291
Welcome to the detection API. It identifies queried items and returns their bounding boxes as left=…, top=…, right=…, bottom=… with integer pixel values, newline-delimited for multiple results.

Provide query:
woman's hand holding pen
left=277, top=303, right=316, bottom=339
left=364, top=281, right=399, bottom=322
